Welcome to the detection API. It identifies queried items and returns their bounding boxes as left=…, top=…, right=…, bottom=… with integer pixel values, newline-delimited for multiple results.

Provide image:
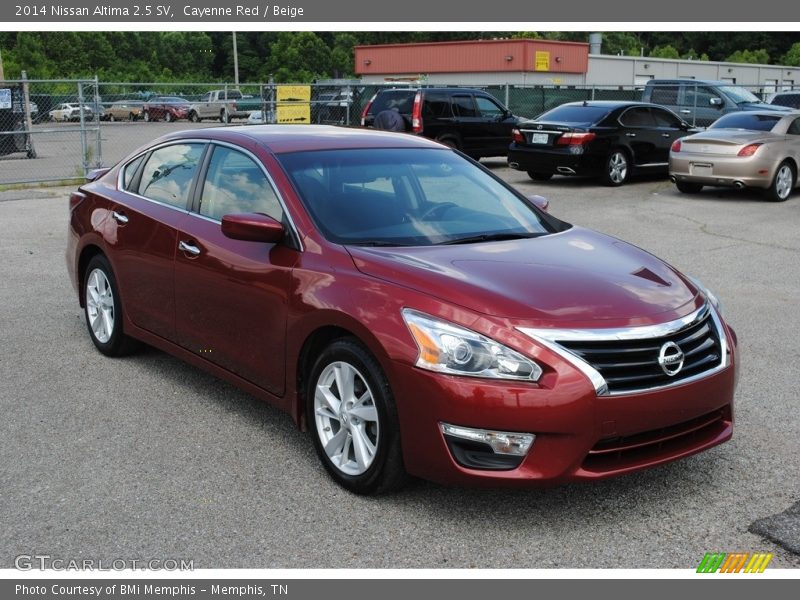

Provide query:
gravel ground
left=0, top=161, right=798, bottom=569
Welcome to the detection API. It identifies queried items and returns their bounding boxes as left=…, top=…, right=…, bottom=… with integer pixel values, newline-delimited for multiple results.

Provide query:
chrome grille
left=558, top=310, right=722, bottom=394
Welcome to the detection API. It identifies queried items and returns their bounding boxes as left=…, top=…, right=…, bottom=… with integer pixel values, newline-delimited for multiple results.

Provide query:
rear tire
left=676, top=181, right=703, bottom=194
left=435, top=135, right=461, bottom=151
left=601, top=149, right=629, bottom=186
left=143, top=111, right=150, bottom=122
left=765, top=161, right=795, bottom=202
left=306, top=338, right=406, bottom=495
left=527, top=171, right=553, bottom=181
left=83, top=255, right=139, bottom=357
left=165, top=111, right=173, bottom=123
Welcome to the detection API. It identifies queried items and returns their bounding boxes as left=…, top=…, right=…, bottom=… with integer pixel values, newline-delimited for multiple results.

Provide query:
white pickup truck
left=188, top=90, right=245, bottom=123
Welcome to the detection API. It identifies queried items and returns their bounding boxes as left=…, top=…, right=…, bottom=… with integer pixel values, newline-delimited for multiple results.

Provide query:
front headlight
left=402, top=309, right=542, bottom=381
left=689, top=276, right=723, bottom=315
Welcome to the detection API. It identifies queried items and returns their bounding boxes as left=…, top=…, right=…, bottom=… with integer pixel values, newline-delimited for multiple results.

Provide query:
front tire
left=83, top=255, right=138, bottom=357
left=307, top=339, right=406, bottom=495
left=189, top=111, right=200, bottom=123
left=765, top=161, right=795, bottom=202
left=601, top=149, right=629, bottom=186
left=143, top=111, right=151, bottom=122
left=676, top=181, right=703, bottom=194
left=165, top=111, right=173, bottom=123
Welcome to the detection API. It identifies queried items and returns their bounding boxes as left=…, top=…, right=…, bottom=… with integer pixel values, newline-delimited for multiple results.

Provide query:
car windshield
left=535, top=104, right=612, bottom=124
left=278, top=148, right=556, bottom=246
left=717, top=85, right=761, bottom=104
left=710, top=113, right=781, bottom=131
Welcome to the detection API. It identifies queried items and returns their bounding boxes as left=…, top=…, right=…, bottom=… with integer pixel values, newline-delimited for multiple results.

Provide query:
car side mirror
left=527, top=194, right=550, bottom=213
left=709, top=97, right=723, bottom=107
left=221, top=213, right=285, bottom=244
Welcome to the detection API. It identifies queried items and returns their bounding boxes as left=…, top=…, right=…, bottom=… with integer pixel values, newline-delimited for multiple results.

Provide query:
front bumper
left=390, top=327, right=737, bottom=487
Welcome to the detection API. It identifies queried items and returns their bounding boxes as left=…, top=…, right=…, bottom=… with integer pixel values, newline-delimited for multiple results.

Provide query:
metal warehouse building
left=354, top=38, right=798, bottom=92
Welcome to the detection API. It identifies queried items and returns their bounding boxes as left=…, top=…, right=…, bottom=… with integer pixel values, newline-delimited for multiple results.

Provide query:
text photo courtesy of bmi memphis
left=1, top=0, right=799, bottom=595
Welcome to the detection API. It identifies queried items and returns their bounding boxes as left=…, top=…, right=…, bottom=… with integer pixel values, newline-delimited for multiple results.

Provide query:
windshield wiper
left=347, top=240, right=411, bottom=247
left=438, top=232, right=540, bottom=245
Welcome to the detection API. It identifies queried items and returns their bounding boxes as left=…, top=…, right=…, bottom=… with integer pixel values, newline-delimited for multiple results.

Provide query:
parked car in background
left=106, top=100, right=144, bottom=121
left=669, top=111, right=800, bottom=201
left=508, top=101, right=694, bottom=186
left=188, top=89, right=241, bottom=123
left=66, top=125, right=737, bottom=494
left=361, top=87, right=523, bottom=159
left=768, top=91, right=800, bottom=109
left=48, top=103, right=93, bottom=122
left=142, top=96, right=191, bottom=122
left=642, top=79, right=791, bottom=127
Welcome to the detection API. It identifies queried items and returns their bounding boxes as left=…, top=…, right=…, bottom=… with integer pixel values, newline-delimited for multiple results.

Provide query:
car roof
left=557, top=101, right=654, bottom=108
left=159, top=124, right=448, bottom=154
left=646, top=79, right=731, bottom=85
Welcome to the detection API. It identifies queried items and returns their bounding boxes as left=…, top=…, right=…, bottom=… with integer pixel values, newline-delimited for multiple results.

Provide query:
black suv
left=360, top=87, right=522, bottom=159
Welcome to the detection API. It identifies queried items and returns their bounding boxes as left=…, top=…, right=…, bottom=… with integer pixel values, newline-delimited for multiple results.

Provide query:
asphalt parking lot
left=1, top=139, right=799, bottom=569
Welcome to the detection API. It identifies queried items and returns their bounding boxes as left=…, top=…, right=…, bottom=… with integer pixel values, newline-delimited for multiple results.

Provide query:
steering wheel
left=419, top=202, right=458, bottom=221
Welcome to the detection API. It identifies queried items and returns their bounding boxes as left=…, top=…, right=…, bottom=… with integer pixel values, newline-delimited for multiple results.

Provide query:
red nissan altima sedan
left=66, top=125, right=738, bottom=494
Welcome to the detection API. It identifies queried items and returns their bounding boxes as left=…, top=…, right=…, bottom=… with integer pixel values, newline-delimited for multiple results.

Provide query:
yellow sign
left=535, top=51, right=550, bottom=72
left=277, top=85, right=311, bottom=102
left=276, top=85, right=310, bottom=124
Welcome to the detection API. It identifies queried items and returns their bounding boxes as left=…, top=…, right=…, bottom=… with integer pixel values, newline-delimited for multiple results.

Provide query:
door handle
left=178, top=240, right=201, bottom=256
left=680, top=109, right=691, bottom=114
left=661, top=133, right=671, bottom=138
left=111, top=211, right=128, bottom=224
left=626, top=133, right=636, bottom=137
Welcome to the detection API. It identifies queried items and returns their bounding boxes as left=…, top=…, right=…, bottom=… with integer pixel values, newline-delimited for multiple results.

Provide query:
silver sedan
left=669, top=110, right=800, bottom=201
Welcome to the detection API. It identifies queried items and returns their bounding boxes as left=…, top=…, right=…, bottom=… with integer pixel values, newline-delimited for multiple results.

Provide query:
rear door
left=617, top=106, right=661, bottom=165
left=109, top=142, right=206, bottom=341
left=173, top=143, right=297, bottom=396
left=650, top=106, right=688, bottom=163
left=474, top=94, right=516, bottom=156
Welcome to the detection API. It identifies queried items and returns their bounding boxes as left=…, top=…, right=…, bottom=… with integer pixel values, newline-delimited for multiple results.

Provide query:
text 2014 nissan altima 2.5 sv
left=66, top=125, right=738, bottom=494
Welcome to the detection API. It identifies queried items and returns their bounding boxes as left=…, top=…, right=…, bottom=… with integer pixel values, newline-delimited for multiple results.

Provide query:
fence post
left=345, top=83, right=352, bottom=126
left=77, top=81, right=89, bottom=176
left=505, top=83, right=510, bottom=108
left=94, top=75, right=102, bottom=167
left=21, top=70, right=36, bottom=158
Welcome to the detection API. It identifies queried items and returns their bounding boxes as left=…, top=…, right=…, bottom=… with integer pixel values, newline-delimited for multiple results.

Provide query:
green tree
left=267, top=32, right=331, bottom=82
left=782, top=42, right=800, bottom=66
left=650, top=45, right=680, bottom=59
left=725, top=49, right=770, bottom=64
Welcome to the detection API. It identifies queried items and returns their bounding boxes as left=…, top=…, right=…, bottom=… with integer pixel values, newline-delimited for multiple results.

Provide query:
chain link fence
left=1, top=79, right=795, bottom=186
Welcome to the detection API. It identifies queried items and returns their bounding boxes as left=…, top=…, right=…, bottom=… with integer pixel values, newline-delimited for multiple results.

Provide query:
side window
left=649, top=85, right=679, bottom=105
left=199, top=146, right=283, bottom=222
left=423, top=93, right=453, bottom=118
left=122, top=155, right=145, bottom=191
left=787, top=118, right=800, bottom=136
left=137, top=143, right=204, bottom=208
left=619, top=107, right=655, bottom=127
left=452, top=95, right=477, bottom=117
left=475, top=96, right=505, bottom=118
left=651, top=107, right=683, bottom=128
left=200, top=93, right=211, bottom=102
left=683, top=86, right=719, bottom=107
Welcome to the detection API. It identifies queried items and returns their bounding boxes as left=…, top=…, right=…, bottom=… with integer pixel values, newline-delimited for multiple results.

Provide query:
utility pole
left=232, top=32, right=239, bottom=87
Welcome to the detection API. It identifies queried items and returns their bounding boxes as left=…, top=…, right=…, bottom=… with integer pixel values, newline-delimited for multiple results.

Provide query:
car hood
left=347, top=227, right=698, bottom=324
left=738, top=102, right=791, bottom=112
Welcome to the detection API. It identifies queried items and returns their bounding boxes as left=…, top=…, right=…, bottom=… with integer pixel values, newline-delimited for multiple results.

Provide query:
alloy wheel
left=775, top=164, right=793, bottom=200
left=85, top=268, right=115, bottom=344
left=313, top=361, right=380, bottom=476
left=608, top=152, right=628, bottom=185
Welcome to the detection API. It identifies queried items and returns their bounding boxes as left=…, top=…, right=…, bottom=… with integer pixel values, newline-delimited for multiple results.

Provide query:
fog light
left=440, top=423, right=535, bottom=456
